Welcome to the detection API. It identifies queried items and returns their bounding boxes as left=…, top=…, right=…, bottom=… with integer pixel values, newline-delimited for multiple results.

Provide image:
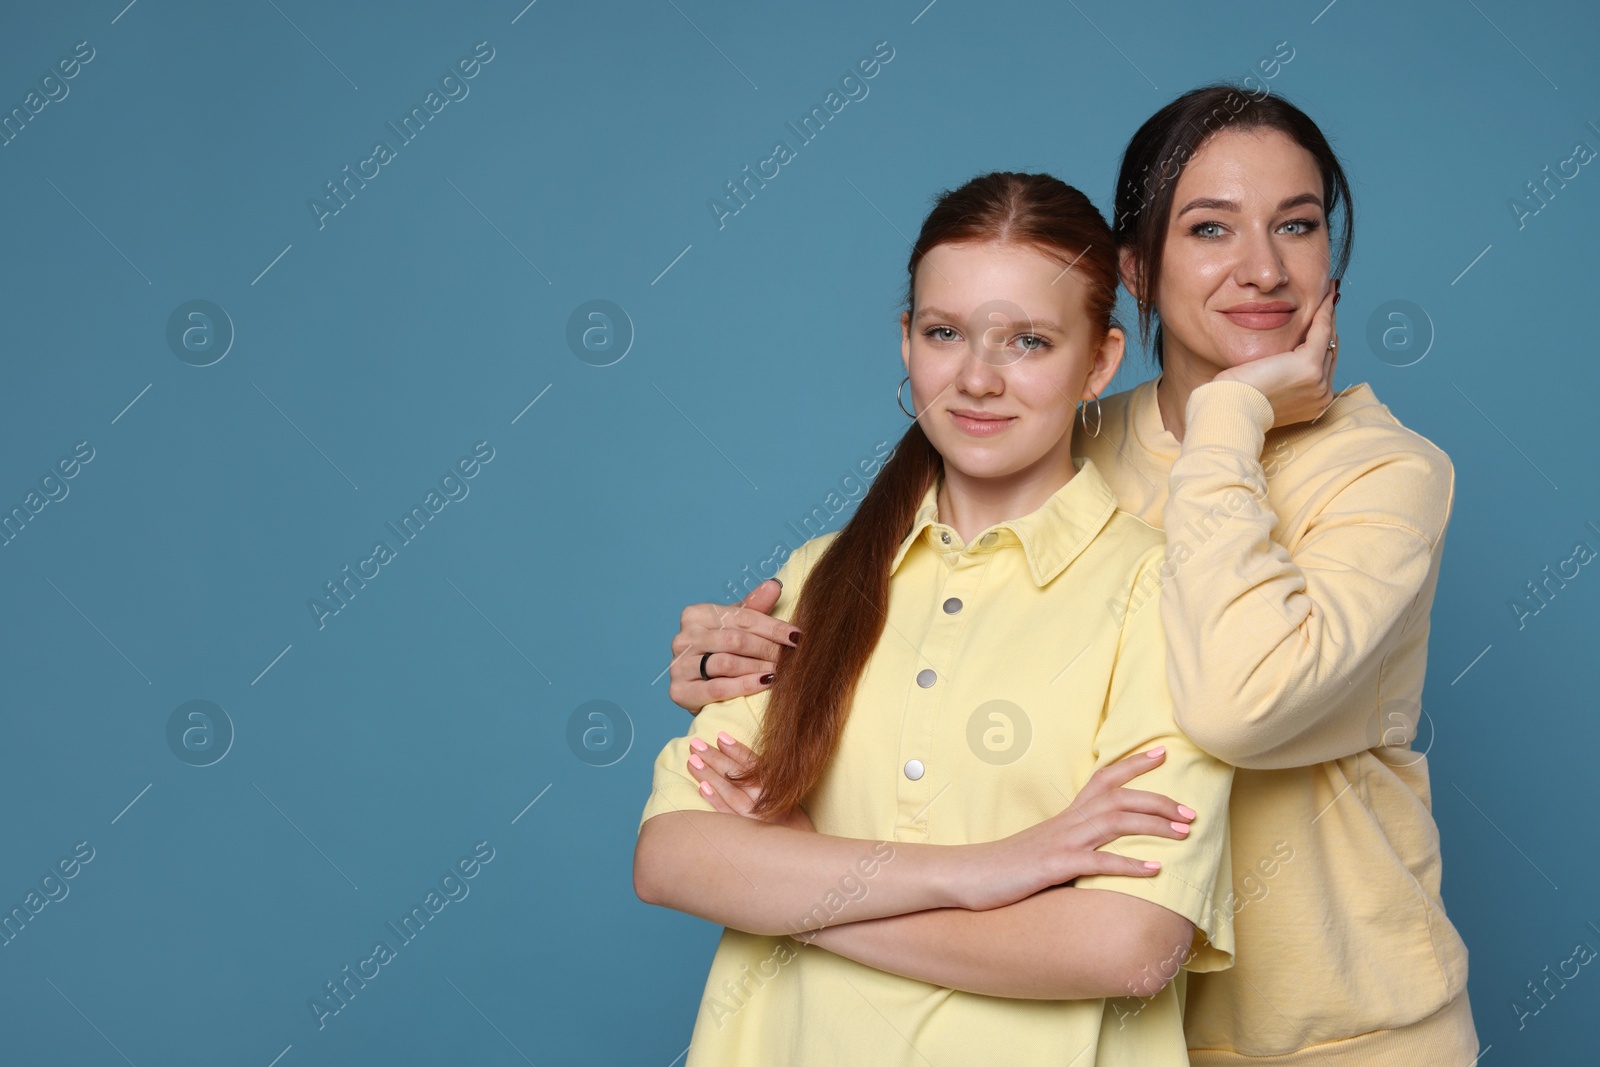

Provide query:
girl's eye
left=1280, top=218, right=1323, bottom=236
left=1015, top=334, right=1048, bottom=351
left=926, top=326, right=959, bottom=342
left=1190, top=221, right=1225, bottom=238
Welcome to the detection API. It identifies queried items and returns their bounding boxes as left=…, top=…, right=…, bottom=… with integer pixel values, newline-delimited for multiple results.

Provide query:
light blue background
left=1, top=1, right=1595, bottom=1063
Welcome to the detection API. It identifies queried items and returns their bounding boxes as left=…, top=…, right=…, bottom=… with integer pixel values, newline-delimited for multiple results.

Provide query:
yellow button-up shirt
left=639, top=457, right=1234, bottom=1067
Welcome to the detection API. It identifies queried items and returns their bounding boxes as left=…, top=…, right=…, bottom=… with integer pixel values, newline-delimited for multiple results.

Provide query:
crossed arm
left=635, top=737, right=1201, bottom=1001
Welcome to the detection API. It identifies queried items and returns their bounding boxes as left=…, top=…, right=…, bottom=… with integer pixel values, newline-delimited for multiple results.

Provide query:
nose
left=1235, top=225, right=1289, bottom=291
left=958, top=335, right=1006, bottom=396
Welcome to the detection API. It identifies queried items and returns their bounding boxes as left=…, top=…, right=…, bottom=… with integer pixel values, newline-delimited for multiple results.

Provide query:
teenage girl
left=637, top=171, right=1235, bottom=1065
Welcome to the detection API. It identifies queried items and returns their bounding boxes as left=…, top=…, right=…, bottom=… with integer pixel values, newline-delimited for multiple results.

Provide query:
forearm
left=804, top=886, right=1194, bottom=1000
left=635, top=811, right=957, bottom=936
left=1163, top=382, right=1438, bottom=767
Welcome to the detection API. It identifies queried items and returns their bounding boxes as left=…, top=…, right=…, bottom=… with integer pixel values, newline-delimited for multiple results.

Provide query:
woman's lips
left=1219, top=303, right=1295, bottom=330
left=949, top=411, right=1014, bottom=436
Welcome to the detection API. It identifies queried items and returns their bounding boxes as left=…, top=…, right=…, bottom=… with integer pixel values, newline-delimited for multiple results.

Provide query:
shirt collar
left=889, top=458, right=1121, bottom=587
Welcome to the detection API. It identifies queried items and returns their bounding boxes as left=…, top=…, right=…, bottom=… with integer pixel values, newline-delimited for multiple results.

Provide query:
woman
left=667, top=86, right=1479, bottom=1065
left=635, top=172, right=1236, bottom=1065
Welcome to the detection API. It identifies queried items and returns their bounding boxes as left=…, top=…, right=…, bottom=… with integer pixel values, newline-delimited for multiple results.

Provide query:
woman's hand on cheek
left=1214, top=281, right=1339, bottom=429
left=687, top=732, right=816, bottom=833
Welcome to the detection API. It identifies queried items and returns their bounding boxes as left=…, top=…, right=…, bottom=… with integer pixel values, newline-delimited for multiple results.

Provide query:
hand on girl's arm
left=667, top=579, right=795, bottom=712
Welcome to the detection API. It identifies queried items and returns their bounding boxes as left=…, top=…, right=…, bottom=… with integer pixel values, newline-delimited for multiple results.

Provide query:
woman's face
left=900, top=240, right=1122, bottom=486
left=1145, top=127, right=1331, bottom=373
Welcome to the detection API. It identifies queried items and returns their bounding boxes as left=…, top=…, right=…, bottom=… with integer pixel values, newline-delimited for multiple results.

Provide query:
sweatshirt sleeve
left=1159, top=380, right=1454, bottom=770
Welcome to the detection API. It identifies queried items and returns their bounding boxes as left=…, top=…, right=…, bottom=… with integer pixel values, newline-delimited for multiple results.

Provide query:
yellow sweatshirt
left=1076, top=376, right=1478, bottom=1065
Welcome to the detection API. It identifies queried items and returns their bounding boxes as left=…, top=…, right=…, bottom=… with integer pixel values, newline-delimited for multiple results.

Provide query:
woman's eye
left=1280, top=218, right=1322, bottom=236
left=927, top=326, right=959, bottom=342
left=1015, top=334, right=1047, bottom=351
left=1190, top=221, right=1225, bottom=238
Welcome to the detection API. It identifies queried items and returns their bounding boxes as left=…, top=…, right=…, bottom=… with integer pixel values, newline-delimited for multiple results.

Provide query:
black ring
left=699, top=652, right=714, bottom=681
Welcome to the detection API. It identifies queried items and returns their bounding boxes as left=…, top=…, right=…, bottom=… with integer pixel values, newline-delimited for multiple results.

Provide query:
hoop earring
left=1079, top=394, right=1102, bottom=438
left=897, top=375, right=916, bottom=419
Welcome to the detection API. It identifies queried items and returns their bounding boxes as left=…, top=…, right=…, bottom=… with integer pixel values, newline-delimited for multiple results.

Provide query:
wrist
left=1184, top=379, right=1275, bottom=455
left=927, top=841, right=978, bottom=910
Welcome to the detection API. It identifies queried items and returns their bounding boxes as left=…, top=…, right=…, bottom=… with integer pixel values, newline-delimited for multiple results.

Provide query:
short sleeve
left=637, top=688, right=767, bottom=829
left=1073, top=545, right=1236, bottom=974
left=637, top=536, right=832, bottom=832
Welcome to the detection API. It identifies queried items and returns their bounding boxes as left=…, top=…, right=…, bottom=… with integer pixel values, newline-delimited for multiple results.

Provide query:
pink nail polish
left=700, top=781, right=714, bottom=797
left=1146, top=746, right=1165, bottom=758
left=1144, top=861, right=1162, bottom=871
left=1171, top=821, right=1190, bottom=834
left=1176, top=805, right=1196, bottom=820
left=689, top=754, right=706, bottom=770
left=717, top=731, right=736, bottom=747
left=689, top=736, right=708, bottom=752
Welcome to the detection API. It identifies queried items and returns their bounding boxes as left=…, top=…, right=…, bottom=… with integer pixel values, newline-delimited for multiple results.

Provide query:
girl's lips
left=950, top=411, right=1014, bottom=436
left=1219, top=310, right=1295, bottom=330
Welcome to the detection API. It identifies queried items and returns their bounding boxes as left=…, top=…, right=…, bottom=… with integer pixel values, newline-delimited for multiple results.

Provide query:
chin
left=1216, top=332, right=1299, bottom=366
left=940, top=451, right=1022, bottom=482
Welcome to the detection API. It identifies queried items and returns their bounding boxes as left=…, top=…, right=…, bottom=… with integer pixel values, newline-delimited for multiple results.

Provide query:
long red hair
left=741, top=171, right=1121, bottom=816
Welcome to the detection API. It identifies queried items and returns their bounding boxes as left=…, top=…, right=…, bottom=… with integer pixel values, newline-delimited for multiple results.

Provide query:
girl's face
left=1142, top=127, right=1331, bottom=373
left=900, top=240, right=1122, bottom=486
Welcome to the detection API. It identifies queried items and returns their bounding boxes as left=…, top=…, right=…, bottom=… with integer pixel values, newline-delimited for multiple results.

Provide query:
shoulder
left=1102, top=508, right=1166, bottom=558
left=1333, top=384, right=1451, bottom=461
left=1094, top=382, right=1143, bottom=450
left=1080, top=507, right=1170, bottom=624
left=769, top=531, right=843, bottom=618
left=1279, top=383, right=1455, bottom=540
left=1100, top=382, right=1139, bottom=421
left=1115, top=532, right=1173, bottom=623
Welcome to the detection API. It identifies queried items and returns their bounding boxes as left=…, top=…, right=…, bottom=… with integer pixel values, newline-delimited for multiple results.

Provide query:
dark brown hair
left=1112, top=84, right=1354, bottom=365
left=740, top=171, right=1120, bottom=815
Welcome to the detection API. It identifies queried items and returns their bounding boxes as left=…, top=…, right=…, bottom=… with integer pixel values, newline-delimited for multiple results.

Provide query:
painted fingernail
left=789, top=630, right=801, bottom=645
left=700, top=781, right=714, bottom=797
left=772, top=578, right=783, bottom=589
left=1171, top=821, right=1190, bottom=834
left=1144, top=861, right=1162, bottom=871
left=760, top=673, right=775, bottom=685
left=688, top=754, right=706, bottom=770
left=1146, top=746, right=1165, bottom=758
left=1176, top=805, right=1196, bottom=820
left=689, top=736, right=709, bottom=752
left=717, top=731, right=736, bottom=747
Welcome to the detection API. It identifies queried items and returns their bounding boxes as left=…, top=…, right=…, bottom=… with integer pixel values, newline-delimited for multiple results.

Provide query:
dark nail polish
left=760, top=673, right=775, bottom=685
left=772, top=578, right=783, bottom=590
left=789, top=630, right=801, bottom=645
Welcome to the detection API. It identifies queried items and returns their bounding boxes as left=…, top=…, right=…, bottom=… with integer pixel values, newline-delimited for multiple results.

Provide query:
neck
left=936, top=444, right=1077, bottom=544
left=1153, top=346, right=1222, bottom=442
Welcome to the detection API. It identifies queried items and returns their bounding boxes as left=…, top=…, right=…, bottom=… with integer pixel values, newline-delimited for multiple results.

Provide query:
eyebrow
left=1176, top=192, right=1324, bottom=215
left=915, top=307, right=1067, bottom=333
